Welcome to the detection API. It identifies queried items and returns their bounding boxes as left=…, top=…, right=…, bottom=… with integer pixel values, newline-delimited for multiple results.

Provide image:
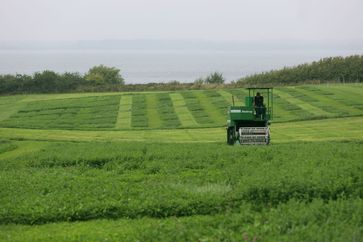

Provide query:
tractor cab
left=227, top=88, right=273, bottom=145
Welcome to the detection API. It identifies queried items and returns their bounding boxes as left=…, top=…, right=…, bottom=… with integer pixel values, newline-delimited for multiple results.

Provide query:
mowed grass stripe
left=0, top=99, right=27, bottom=122
left=180, top=92, right=213, bottom=125
left=0, top=96, right=121, bottom=130
left=273, top=93, right=313, bottom=121
left=328, top=84, right=363, bottom=96
left=20, top=93, right=120, bottom=103
left=271, top=94, right=297, bottom=122
left=317, top=85, right=363, bottom=110
left=275, top=89, right=331, bottom=117
left=131, top=94, right=148, bottom=128
left=115, top=95, right=132, bottom=129
left=225, top=89, right=248, bottom=106
left=278, top=88, right=338, bottom=118
left=146, top=93, right=162, bottom=129
left=169, top=93, right=198, bottom=127
left=295, top=86, right=362, bottom=116
left=156, top=93, right=181, bottom=128
left=217, top=90, right=234, bottom=105
left=0, top=116, right=362, bottom=143
left=203, top=90, right=230, bottom=117
left=193, top=91, right=226, bottom=125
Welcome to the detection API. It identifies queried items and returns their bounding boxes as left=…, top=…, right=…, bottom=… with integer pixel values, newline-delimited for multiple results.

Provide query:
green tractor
left=227, top=88, right=273, bottom=145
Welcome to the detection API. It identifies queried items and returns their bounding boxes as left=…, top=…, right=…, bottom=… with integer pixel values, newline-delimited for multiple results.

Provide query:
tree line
left=237, top=55, right=363, bottom=85
left=0, top=65, right=124, bottom=94
left=0, top=67, right=226, bottom=94
left=0, top=55, right=362, bottom=94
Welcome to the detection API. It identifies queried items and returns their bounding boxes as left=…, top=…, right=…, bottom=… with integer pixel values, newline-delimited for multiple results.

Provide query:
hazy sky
left=1, top=0, right=362, bottom=42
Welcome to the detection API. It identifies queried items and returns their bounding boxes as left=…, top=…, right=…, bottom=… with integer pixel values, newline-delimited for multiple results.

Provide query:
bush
left=205, top=72, right=225, bottom=84
left=85, top=65, right=124, bottom=85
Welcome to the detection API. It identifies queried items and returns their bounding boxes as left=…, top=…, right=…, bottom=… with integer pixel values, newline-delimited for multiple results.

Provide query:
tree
left=33, top=70, right=59, bottom=92
left=205, top=72, right=225, bottom=84
left=85, top=65, right=124, bottom=85
left=194, top=77, right=205, bottom=85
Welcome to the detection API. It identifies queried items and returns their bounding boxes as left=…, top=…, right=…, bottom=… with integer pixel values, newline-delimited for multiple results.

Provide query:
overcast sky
left=0, top=0, right=362, bottom=42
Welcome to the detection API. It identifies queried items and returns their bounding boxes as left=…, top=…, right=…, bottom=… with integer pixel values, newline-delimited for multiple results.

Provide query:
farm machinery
left=227, top=88, right=273, bottom=145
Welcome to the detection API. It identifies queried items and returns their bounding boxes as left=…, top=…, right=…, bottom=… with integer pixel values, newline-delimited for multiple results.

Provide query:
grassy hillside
left=0, top=84, right=362, bottom=130
left=0, top=84, right=362, bottom=241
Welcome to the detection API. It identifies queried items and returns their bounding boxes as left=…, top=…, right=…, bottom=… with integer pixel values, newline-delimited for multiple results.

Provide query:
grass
left=0, top=139, right=362, bottom=241
left=0, top=84, right=362, bottom=241
left=0, top=140, right=362, bottom=224
left=1, top=199, right=362, bottom=242
left=131, top=94, right=148, bottom=128
left=156, top=93, right=181, bottom=128
left=0, top=84, right=362, bottom=130
left=0, top=95, right=121, bottom=130
left=169, top=93, right=198, bottom=127
left=180, top=91, right=214, bottom=126
left=0, top=116, right=361, bottom=143
left=115, top=95, right=132, bottom=129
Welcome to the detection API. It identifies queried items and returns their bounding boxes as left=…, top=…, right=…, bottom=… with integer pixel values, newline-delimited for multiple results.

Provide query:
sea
left=0, top=49, right=361, bottom=84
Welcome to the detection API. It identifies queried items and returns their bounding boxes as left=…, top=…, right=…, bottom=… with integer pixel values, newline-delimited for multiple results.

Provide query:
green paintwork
left=245, top=97, right=253, bottom=108
left=227, top=88, right=273, bottom=127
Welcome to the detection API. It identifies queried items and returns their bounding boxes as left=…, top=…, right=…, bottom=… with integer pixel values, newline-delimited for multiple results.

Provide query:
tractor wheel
left=227, top=127, right=235, bottom=145
left=266, top=133, right=271, bottom=145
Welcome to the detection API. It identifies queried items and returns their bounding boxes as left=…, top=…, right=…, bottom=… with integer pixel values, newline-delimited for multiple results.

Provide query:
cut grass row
left=0, top=84, right=362, bottom=130
left=0, top=95, right=121, bottom=130
left=0, top=116, right=361, bottom=143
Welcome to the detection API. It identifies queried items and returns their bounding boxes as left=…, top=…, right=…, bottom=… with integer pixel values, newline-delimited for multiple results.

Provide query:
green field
left=1, top=84, right=363, bottom=130
left=0, top=84, right=362, bottom=241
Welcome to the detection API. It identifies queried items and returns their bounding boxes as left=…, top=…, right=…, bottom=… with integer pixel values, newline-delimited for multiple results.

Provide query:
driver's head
left=256, top=92, right=261, bottom=96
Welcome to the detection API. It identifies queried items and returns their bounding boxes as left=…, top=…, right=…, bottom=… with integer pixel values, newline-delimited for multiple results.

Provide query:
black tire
left=266, top=134, right=270, bottom=145
left=227, top=127, right=235, bottom=145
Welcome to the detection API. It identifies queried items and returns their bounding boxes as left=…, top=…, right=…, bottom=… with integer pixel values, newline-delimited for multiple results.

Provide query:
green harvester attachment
left=227, top=88, right=273, bottom=145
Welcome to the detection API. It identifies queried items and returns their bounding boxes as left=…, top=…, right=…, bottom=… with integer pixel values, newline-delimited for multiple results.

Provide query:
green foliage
left=238, top=55, right=363, bottom=85
left=1, top=199, right=362, bottom=241
left=192, top=72, right=225, bottom=85
left=84, top=65, right=124, bottom=85
left=194, top=77, right=205, bottom=85
left=0, top=140, right=362, bottom=226
left=205, top=72, right=225, bottom=84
